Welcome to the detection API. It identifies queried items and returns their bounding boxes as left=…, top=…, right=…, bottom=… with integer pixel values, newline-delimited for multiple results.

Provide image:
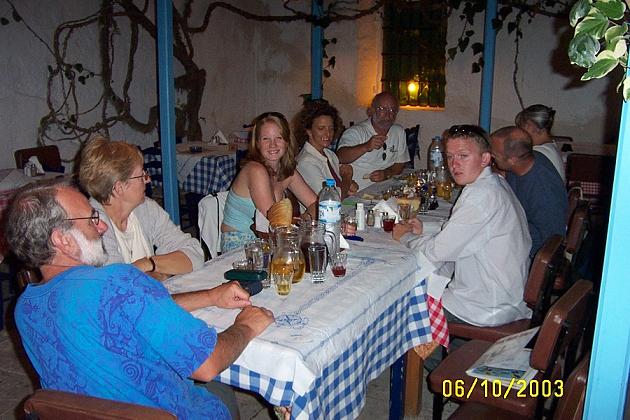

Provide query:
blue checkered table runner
left=145, top=153, right=236, bottom=195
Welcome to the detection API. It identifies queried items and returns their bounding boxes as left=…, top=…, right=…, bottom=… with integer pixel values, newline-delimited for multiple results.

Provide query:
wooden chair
left=565, top=153, right=615, bottom=204
left=14, top=145, right=64, bottom=173
left=448, top=234, right=565, bottom=342
left=24, top=389, right=175, bottom=419
left=428, top=280, right=593, bottom=420
left=447, top=352, right=590, bottom=420
left=554, top=201, right=589, bottom=292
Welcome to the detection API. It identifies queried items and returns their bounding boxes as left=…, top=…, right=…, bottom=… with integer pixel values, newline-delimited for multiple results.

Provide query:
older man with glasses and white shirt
left=337, top=92, right=410, bottom=190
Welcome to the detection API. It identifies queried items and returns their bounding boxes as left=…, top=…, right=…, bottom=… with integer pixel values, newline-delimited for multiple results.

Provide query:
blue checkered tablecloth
left=165, top=237, right=433, bottom=419
left=145, top=152, right=236, bottom=195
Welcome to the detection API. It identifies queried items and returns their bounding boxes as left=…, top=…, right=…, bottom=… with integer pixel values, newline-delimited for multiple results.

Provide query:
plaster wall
left=0, top=1, right=620, bottom=172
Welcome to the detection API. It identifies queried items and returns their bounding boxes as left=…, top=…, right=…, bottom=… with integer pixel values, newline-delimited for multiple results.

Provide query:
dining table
left=164, top=176, right=453, bottom=419
left=144, top=142, right=237, bottom=196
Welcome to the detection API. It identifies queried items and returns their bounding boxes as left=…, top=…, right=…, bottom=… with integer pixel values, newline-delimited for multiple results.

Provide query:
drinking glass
left=398, top=203, right=411, bottom=221
left=273, top=264, right=293, bottom=296
left=244, top=241, right=263, bottom=271
left=382, top=216, right=396, bottom=232
left=308, top=244, right=327, bottom=283
left=331, top=252, right=347, bottom=277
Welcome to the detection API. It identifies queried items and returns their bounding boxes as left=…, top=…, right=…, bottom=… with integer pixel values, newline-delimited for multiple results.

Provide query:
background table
left=164, top=232, right=434, bottom=419
left=144, top=143, right=237, bottom=195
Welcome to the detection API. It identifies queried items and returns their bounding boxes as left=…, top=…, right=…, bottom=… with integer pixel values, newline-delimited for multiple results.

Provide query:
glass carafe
left=299, top=220, right=332, bottom=273
left=270, top=226, right=306, bottom=284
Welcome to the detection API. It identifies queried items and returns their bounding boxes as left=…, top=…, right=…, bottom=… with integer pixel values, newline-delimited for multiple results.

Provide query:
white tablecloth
left=164, top=230, right=433, bottom=418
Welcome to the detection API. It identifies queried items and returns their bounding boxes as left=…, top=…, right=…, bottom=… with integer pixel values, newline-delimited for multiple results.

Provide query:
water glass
left=331, top=252, right=347, bottom=277
left=308, top=244, right=327, bottom=283
left=244, top=241, right=264, bottom=271
left=232, top=259, right=250, bottom=270
left=398, top=203, right=411, bottom=221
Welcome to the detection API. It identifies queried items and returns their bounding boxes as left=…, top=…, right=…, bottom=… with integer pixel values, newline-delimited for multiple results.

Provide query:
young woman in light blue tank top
left=221, top=112, right=318, bottom=252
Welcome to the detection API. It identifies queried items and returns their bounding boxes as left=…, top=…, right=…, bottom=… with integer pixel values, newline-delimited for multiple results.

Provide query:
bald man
left=490, top=126, right=568, bottom=258
left=337, top=92, right=410, bottom=190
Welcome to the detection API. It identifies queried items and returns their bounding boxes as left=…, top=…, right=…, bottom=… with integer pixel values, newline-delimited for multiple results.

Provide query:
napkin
left=372, top=197, right=400, bottom=222
left=27, top=156, right=45, bottom=175
left=210, top=130, right=228, bottom=145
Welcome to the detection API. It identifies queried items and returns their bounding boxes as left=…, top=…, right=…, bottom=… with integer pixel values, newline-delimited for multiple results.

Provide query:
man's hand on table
left=392, top=218, right=423, bottom=241
left=208, top=281, right=253, bottom=309
left=369, top=169, right=388, bottom=182
left=234, top=306, right=275, bottom=340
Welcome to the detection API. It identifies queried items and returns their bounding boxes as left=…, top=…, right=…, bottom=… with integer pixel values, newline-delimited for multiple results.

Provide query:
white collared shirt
left=401, top=167, right=532, bottom=327
left=297, top=141, right=342, bottom=195
left=337, top=119, right=410, bottom=190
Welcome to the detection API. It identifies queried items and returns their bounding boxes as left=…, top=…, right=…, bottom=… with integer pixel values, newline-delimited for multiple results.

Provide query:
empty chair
left=554, top=201, right=589, bottom=292
left=447, top=352, right=590, bottom=420
left=14, top=145, right=63, bottom=173
left=448, top=234, right=565, bottom=342
left=198, top=191, right=229, bottom=259
left=565, top=153, right=615, bottom=204
left=24, top=389, right=175, bottom=419
left=428, top=280, right=593, bottom=419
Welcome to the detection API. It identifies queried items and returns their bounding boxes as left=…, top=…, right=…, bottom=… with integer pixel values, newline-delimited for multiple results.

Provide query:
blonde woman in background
left=79, top=137, right=204, bottom=280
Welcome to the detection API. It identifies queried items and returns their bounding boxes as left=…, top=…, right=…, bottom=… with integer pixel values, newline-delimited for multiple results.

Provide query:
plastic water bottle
left=355, top=203, right=366, bottom=231
left=428, top=136, right=444, bottom=172
left=318, top=179, right=341, bottom=255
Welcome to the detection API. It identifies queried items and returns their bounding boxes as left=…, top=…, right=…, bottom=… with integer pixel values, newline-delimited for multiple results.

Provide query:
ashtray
left=189, top=145, right=202, bottom=153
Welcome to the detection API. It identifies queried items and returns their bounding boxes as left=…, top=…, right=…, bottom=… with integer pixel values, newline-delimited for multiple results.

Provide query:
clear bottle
left=428, top=136, right=444, bottom=172
left=318, top=179, right=341, bottom=256
left=366, top=209, right=375, bottom=227
left=355, top=203, right=366, bottom=231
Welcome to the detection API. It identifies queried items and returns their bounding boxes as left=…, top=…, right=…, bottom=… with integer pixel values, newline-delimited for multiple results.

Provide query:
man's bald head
left=491, top=126, right=533, bottom=159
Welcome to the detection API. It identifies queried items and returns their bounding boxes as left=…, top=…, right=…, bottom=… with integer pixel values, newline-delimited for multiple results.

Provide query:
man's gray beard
left=68, top=228, right=107, bottom=267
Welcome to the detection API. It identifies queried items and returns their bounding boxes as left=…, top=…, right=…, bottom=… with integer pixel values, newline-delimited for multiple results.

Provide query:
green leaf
left=568, top=33, right=601, bottom=67
left=605, top=23, right=627, bottom=44
left=580, top=56, right=619, bottom=80
left=447, top=47, right=458, bottom=60
left=622, top=75, right=630, bottom=101
left=471, top=42, right=484, bottom=55
left=594, top=0, right=626, bottom=20
left=74, top=63, right=84, bottom=72
left=575, top=8, right=609, bottom=39
left=607, top=36, right=627, bottom=58
left=570, top=0, right=592, bottom=27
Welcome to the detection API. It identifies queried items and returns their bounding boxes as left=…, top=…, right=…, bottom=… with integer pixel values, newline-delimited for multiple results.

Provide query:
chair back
left=553, top=353, right=589, bottom=420
left=565, top=201, right=589, bottom=258
left=524, top=234, right=565, bottom=326
left=198, top=191, right=229, bottom=259
left=530, top=280, right=592, bottom=375
left=14, top=145, right=63, bottom=173
left=566, top=186, right=582, bottom=222
left=24, top=389, right=175, bottom=419
left=405, top=124, right=420, bottom=168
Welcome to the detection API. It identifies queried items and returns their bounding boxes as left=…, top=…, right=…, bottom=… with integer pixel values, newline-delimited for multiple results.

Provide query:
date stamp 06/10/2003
left=441, top=378, right=564, bottom=399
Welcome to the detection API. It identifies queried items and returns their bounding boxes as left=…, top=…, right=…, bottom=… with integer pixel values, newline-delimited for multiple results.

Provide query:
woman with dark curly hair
left=295, top=100, right=358, bottom=200
left=220, top=112, right=318, bottom=252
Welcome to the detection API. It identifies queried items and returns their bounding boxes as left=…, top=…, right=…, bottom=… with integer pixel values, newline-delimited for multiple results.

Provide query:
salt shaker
left=366, top=209, right=375, bottom=227
left=374, top=210, right=383, bottom=228
left=355, top=203, right=366, bottom=231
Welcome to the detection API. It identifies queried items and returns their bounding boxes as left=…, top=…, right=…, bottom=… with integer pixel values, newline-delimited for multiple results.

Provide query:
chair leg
left=432, top=392, right=443, bottom=420
left=403, top=349, right=423, bottom=416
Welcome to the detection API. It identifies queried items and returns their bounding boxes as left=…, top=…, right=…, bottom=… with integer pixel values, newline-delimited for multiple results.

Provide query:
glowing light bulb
left=407, top=80, right=419, bottom=94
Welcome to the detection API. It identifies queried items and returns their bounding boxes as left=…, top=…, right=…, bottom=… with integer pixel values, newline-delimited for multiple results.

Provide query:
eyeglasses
left=448, top=125, right=488, bottom=139
left=382, top=143, right=387, bottom=161
left=65, top=209, right=100, bottom=226
left=128, top=170, right=150, bottom=182
left=375, top=106, right=398, bottom=115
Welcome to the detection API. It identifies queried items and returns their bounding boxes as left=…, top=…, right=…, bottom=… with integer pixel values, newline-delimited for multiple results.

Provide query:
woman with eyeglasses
left=515, top=104, right=565, bottom=183
left=79, top=136, right=204, bottom=279
left=295, top=100, right=359, bottom=201
left=221, top=112, right=318, bottom=252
